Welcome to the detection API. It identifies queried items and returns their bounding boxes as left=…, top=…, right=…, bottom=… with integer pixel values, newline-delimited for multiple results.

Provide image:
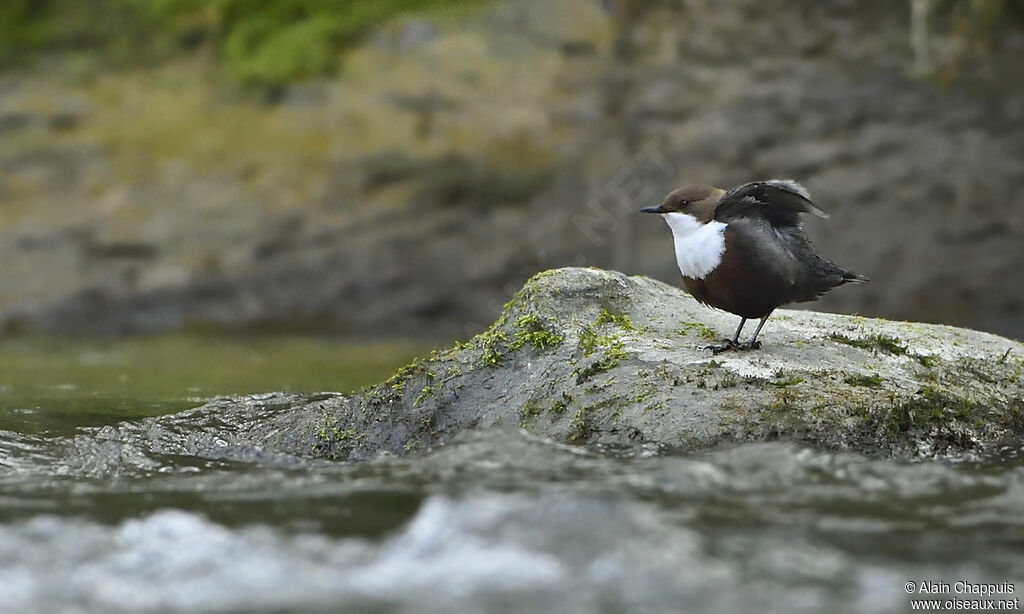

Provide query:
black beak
left=640, top=205, right=666, bottom=214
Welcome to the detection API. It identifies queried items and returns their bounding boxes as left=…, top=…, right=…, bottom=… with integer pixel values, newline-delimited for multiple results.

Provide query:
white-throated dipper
left=642, top=179, right=867, bottom=352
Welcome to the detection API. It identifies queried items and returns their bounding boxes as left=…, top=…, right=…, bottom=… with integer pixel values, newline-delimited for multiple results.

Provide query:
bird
left=641, top=179, right=867, bottom=352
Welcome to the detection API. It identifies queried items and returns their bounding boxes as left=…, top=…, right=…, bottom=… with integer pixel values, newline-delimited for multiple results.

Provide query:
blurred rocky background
left=1, top=0, right=1022, bottom=341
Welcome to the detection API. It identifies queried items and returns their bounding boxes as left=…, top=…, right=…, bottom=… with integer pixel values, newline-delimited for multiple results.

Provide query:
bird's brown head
left=641, top=184, right=724, bottom=223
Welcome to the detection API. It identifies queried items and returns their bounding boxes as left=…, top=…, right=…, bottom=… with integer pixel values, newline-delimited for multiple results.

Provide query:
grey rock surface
left=118, top=268, right=1022, bottom=463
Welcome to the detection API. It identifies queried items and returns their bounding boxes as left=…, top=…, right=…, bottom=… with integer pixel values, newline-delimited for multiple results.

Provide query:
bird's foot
left=704, top=339, right=739, bottom=354
left=703, top=339, right=762, bottom=353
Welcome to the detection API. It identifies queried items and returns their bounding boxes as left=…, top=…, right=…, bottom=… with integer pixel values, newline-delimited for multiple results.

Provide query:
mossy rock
left=120, top=268, right=1024, bottom=462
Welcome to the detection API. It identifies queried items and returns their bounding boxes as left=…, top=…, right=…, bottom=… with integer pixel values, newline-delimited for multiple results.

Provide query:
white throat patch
left=662, top=212, right=727, bottom=280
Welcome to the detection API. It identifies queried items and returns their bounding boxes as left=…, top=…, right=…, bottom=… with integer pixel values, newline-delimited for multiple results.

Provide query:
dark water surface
left=0, top=337, right=1022, bottom=614
left=0, top=334, right=426, bottom=435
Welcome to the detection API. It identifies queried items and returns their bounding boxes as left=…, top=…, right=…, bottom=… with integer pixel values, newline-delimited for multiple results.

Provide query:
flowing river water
left=0, top=336, right=1021, bottom=613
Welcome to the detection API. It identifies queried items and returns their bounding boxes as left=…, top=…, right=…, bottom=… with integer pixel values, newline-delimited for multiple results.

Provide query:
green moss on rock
left=573, top=336, right=629, bottom=384
left=413, top=385, right=435, bottom=406
left=677, top=321, right=717, bottom=340
left=595, top=308, right=634, bottom=331
left=569, top=407, right=590, bottom=441
left=830, top=332, right=908, bottom=355
left=885, top=385, right=979, bottom=435
left=548, top=392, right=571, bottom=416
left=509, top=313, right=564, bottom=351
left=519, top=399, right=545, bottom=427
left=845, top=373, right=884, bottom=388
left=770, top=370, right=804, bottom=388
left=578, top=325, right=598, bottom=357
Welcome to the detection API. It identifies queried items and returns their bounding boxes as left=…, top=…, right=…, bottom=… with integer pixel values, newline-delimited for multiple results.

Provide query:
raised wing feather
left=713, top=180, right=829, bottom=227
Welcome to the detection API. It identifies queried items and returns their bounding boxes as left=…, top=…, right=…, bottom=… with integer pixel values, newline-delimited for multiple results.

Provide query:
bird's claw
left=704, top=339, right=739, bottom=354
left=703, top=339, right=762, bottom=353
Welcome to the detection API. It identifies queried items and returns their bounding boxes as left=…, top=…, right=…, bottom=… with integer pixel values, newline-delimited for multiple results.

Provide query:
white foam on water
left=0, top=499, right=571, bottom=613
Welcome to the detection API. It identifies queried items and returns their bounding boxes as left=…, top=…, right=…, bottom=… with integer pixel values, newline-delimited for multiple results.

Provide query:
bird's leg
left=739, top=314, right=771, bottom=350
left=731, top=318, right=746, bottom=345
left=705, top=318, right=746, bottom=353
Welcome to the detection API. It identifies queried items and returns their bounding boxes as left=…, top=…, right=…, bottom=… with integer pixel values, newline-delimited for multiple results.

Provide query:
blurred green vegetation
left=4, top=0, right=1021, bottom=91
left=0, top=0, right=485, bottom=88
left=0, top=0, right=158, bottom=67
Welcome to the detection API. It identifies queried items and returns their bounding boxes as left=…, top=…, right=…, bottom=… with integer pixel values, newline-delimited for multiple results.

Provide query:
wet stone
left=123, top=267, right=1024, bottom=463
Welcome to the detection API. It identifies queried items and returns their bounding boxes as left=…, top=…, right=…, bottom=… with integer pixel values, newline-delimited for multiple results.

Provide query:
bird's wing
left=713, top=180, right=829, bottom=227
